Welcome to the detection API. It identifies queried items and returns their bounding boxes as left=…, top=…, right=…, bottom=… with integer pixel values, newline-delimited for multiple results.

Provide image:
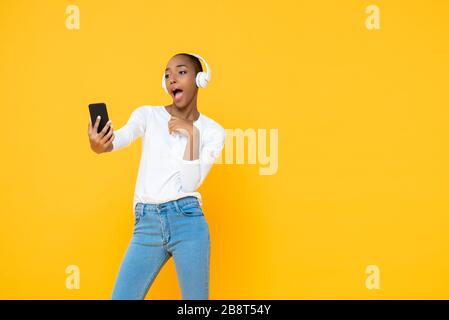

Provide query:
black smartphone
left=88, top=102, right=110, bottom=134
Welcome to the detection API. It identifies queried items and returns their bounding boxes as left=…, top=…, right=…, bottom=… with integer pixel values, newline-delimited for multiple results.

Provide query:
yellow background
left=1, top=0, right=448, bottom=299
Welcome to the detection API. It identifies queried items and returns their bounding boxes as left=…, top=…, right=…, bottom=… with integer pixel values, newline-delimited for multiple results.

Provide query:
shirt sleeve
left=180, top=126, right=226, bottom=192
left=111, top=106, right=149, bottom=151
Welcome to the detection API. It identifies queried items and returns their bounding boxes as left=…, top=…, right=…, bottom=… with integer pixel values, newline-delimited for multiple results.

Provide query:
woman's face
left=164, top=55, right=198, bottom=108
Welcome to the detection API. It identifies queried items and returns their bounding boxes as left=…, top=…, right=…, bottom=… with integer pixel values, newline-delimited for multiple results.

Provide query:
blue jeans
left=111, top=196, right=211, bottom=300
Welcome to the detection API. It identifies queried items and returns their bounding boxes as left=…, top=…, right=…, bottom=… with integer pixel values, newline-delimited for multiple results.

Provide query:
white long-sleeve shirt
left=111, top=105, right=226, bottom=211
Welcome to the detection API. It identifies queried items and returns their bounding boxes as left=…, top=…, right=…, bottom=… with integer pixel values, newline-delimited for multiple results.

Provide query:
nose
left=167, top=74, right=177, bottom=84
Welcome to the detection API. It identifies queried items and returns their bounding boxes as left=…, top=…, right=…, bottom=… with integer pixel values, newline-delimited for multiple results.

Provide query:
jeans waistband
left=135, top=196, right=199, bottom=212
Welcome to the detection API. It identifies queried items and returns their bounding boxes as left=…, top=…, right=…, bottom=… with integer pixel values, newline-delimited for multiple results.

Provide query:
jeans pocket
left=179, top=201, right=204, bottom=217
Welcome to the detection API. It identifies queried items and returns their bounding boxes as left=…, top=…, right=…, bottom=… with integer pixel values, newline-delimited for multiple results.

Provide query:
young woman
left=87, top=53, right=226, bottom=300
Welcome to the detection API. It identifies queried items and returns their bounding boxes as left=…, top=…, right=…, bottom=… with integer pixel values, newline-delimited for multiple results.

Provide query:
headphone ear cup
left=196, top=72, right=209, bottom=88
left=162, top=73, right=168, bottom=94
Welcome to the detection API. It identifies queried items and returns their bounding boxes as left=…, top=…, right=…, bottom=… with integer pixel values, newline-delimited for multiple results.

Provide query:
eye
left=179, top=70, right=187, bottom=75
left=164, top=74, right=169, bottom=80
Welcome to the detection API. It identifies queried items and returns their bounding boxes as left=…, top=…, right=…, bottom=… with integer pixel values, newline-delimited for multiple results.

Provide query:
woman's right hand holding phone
left=88, top=116, right=115, bottom=154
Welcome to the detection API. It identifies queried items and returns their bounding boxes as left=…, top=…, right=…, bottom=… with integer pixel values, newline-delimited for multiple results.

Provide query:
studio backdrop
left=1, top=0, right=448, bottom=299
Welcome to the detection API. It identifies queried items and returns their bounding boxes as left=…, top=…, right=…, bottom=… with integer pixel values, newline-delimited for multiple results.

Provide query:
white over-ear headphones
left=162, top=53, right=211, bottom=94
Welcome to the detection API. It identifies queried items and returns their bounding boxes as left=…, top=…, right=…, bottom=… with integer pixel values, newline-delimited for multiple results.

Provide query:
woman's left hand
left=168, top=116, right=193, bottom=137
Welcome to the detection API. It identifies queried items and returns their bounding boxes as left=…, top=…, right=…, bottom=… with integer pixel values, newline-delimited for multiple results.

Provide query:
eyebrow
left=165, top=64, right=188, bottom=72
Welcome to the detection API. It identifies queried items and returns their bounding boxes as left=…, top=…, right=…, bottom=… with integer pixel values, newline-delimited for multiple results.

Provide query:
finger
left=104, top=138, right=113, bottom=150
left=106, top=132, right=115, bottom=144
left=93, top=116, right=101, bottom=133
left=170, top=123, right=181, bottom=131
left=88, top=119, right=92, bottom=134
left=107, top=130, right=115, bottom=142
left=101, top=128, right=112, bottom=144
left=100, top=120, right=112, bottom=137
left=101, top=126, right=113, bottom=143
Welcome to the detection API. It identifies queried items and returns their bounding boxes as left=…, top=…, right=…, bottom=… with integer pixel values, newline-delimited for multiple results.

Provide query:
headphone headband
left=188, top=53, right=211, bottom=82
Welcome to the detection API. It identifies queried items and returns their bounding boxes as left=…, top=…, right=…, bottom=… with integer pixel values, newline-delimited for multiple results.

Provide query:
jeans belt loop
left=173, top=201, right=180, bottom=214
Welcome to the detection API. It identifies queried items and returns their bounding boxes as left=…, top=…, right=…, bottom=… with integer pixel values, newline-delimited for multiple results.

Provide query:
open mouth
left=172, top=88, right=184, bottom=101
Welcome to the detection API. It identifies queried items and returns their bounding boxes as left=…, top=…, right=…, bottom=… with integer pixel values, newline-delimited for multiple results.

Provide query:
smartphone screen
left=88, top=103, right=110, bottom=134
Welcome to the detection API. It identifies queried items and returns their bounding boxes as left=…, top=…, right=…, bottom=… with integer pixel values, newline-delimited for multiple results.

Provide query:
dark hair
left=175, top=53, right=203, bottom=74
